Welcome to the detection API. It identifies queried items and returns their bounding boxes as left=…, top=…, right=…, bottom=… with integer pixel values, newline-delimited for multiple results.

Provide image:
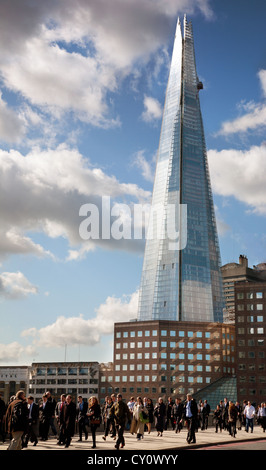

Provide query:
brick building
left=108, top=320, right=235, bottom=402
left=235, top=281, right=266, bottom=405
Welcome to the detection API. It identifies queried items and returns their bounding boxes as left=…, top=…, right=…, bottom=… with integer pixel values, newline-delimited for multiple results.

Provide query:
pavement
left=1, top=425, right=265, bottom=451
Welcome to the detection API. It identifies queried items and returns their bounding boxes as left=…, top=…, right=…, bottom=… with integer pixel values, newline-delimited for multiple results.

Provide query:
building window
left=161, top=330, right=167, bottom=336
left=170, top=331, right=176, bottom=336
left=123, top=332, right=128, bottom=338
left=257, top=316, right=263, bottom=322
left=152, top=330, right=157, bottom=336
left=145, top=331, right=150, bottom=336
left=152, top=341, right=157, bottom=347
left=179, top=342, right=185, bottom=348
left=256, top=292, right=263, bottom=299
left=161, top=341, right=167, bottom=348
left=130, top=331, right=135, bottom=337
left=237, top=293, right=244, bottom=299
left=257, top=304, right=263, bottom=310
left=116, top=332, right=121, bottom=338
left=179, top=331, right=185, bottom=337
left=129, top=376, right=134, bottom=382
left=138, top=331, right=143, bottom=337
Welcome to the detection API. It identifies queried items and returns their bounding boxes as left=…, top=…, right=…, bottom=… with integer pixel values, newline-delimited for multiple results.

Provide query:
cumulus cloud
left=0, top=92, right=26, bottom=143
left=0, top=271, right=38, bottom=299
left=0, top=144, right=151, bottom=260
left=0, top=342, right=36, bottom=363
left=208, top=144, right=266, bottom=215
left=0, top=0, right=213, bottom=127
left=132, top=150, right=155, bottom=182
left=21, top=290, right=139, bottom=348
left=141, top=95, right=163, bottom=123
left=217, top=69, right=266, bottom=136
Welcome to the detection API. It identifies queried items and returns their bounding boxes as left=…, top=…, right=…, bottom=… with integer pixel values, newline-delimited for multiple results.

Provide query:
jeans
left=246, top=417, right=254, bottom=432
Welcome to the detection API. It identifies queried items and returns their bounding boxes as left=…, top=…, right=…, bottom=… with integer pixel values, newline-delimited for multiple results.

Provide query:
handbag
left=90, top=417, right=101, bottom=425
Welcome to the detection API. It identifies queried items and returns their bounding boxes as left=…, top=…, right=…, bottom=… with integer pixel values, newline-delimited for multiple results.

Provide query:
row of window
left=238, top=351, right=265, bottom=359
left=35, top=368, right=91, bottom=376
left=238, top=364, right=265, bottom=370
left=110, top=375, right=211, bottom=384
left=116, top=341, right=217, bottom=349
left=116, top=330, right=214, bottom=339
left=32, top=379, right=97, bottom=385
left=239, top=376, right=266, bottom=383
left=115, top=364, right=216, bottom=372
left=115, top=352, right=228, bottom=361
left=237, top=315, right=264, bottom=321
left=237, top=304, right=264, bottom=311
left=237, top=292, right=263, bottom=299
left=237, top=328, right=264, bottom=335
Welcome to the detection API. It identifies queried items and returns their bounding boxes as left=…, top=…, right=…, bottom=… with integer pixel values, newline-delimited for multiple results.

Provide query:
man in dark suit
left=55, top=394, right=66, bottom=445
left=183, top=394, right=198, bottom=444
left=24, top=395, right=39, bottom=446
left=202, top=400, right=210, bottom=430
left=77, top=395, right=88, bottom=441
left=64, top=395, right=77, bottom=448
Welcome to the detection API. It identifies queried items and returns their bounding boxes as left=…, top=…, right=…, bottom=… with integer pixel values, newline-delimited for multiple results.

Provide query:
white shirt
left=244, top=404, right=255, bottom=419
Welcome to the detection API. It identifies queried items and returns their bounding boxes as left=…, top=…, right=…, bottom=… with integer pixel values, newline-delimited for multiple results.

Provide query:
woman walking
left=228, top=401, right=238, bottom=437
left=87, top=396, right=101, bottom=449
left=102, top=396, right=113, bottom=441
left=130, top=397, right=148, bottom=440
left=146, top=398, right=154, bottom=434
left=154, top=397, right=166, bottom=437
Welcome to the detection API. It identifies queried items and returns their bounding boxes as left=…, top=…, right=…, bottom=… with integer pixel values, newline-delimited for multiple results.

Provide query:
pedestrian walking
left=64, top=394, right=77, bottom=448
left=165, top=397, right=175, bottom=430
left=5, top=390, right=28, bottom=450
left=0, top=393, right=6, bottom=443
left=110, top=393, right=117, bottom=439
left=257, top=403, right=266, bottom=432
left=87, top=396, right=102, bottom=449
left=213, top=405, right=222, bottom=433
left=77, top=395, right=88, bottom=441
left=222, top=397, right=229, bottom=431
left=202, top=400, right=210, bottom=430
left=146, top=398, right=154, bottom=434
left=228, top=401, right=237, bottom=437
left=24, top=396, right=39, bottom=447
left=109, top=393, right=131, bottom=450
left=154, top=397, right=166, bottom=437
left=55, top=394, right=66, bottom=445
left=244, top=401, right=255, bottom=433
left=183, top=394, right=198, bottom=444
left=45, top=391, right=57, bottom=437
left=39, top=394, right=51, bottom=441
left=171, top=397, right=183, bottom=433
left=102, top=396, right=113, bottom=440
left=130, top=396, right=148, bottom=440
left=235, top=401, right=242, bottom=430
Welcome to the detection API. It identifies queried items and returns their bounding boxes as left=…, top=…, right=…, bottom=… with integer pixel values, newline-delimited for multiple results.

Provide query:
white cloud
left=217, top=70, right=266, bottom=136
left=0, top=0, right=213, bottom=127
left=21, top=290, right=139, bottom=348
left=208, top=144, right=266, bottom=215
left=133, top=150, right=155, bottom=182
left=0, top=145, right=151, bottom=260
left=0, top=342, right=36, bottom=363
left=0, top=92, right=26, bottom=143
left=0, top=271, right=38, bottom=299
left=141, top=95, right=163, bottom=123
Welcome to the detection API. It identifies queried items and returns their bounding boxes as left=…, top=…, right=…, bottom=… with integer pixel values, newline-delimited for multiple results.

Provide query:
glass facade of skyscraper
left=137, top=16, right=224, bottom=323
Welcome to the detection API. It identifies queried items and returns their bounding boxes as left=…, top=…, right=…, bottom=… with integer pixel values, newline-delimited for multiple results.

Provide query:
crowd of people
left=0, top=390, right=265, bottom=450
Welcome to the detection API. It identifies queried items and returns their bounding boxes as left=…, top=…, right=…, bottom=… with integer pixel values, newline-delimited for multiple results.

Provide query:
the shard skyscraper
left=137, top=16, right=224, bottom=323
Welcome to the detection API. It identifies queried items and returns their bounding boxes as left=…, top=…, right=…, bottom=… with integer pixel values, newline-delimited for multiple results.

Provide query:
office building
left=137, top=16, right=224, bottom=323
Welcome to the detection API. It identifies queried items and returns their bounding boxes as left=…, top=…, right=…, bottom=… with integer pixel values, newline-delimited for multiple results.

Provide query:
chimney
left=239, top=254, right=248, bottom=267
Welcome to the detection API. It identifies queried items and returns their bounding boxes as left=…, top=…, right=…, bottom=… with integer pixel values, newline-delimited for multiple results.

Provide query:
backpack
left=11, top=401, right=26, bottom=431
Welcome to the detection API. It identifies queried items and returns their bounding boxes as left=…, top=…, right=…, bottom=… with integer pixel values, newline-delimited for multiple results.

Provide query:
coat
left=154, top=402, right=166, bottom=432
left=110, top=400, right=131, bottom=426
left=5, top=398, right=29, bottom=433
left=130, top=404, right=148, bottom=435
left=64, top=401, right=76, bottom=436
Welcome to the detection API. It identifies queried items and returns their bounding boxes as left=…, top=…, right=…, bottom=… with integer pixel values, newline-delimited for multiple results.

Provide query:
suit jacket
left=55, top=401, right=66, bottom=424
left=64, top=401, right=76, bottom=435
left=28, top=402, right=39, bottom=422
left=183, top=399, right=198, bottom=420
left=77, top=400, right=88, bottom=421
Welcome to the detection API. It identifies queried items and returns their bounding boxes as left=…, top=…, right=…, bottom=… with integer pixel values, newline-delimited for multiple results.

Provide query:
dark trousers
left=78, top=418, right=88, bottom=440
left=104, top=418, right=111, bottom=437
left=186, top=417, right=196, bottom=443
left=58, top=423, right=66, bottom=444
left=90, top=424, right=98, bottom=446
left=25, top=421, right=38, bottom=445
left=115, top=423, right=125, bottom=447
left=229, top=420, right=237, bottom=436
left=39, top=418, right=50, bottom=440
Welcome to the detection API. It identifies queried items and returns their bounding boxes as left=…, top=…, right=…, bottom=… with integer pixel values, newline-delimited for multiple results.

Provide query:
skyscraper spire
left=137, top=16, right=224, bottom=323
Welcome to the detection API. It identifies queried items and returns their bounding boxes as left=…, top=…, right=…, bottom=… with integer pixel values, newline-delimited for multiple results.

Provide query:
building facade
left=235, top=281, right=266, bottom=405
left=222, top=255, right=266, bottom=322
left=137, top=16, right=224, bottom=323
left=111, top=320, right=235, bottom=402
left=0, top=366, right=29, bottom=403
left=29, top=362, right=99, bottom=403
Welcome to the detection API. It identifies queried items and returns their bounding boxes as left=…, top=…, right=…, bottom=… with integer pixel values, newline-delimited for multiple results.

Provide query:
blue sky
left=0, top=0, right=266, bottom=365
